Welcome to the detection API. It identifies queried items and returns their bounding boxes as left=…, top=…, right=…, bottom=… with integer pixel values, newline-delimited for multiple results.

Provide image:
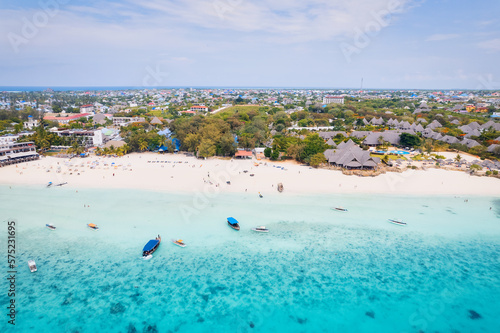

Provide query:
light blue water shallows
left=1, top=185, right=499, bottom=333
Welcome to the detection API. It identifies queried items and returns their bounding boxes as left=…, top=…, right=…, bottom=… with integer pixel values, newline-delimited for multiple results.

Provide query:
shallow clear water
left=1, top=186, right=499, bottom=332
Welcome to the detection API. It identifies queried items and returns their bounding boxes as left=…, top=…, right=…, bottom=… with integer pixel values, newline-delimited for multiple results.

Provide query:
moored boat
left=46, top=224, right=56, bottom=230
left=143, top=235, right=161, bottom=258
left=227, top=217, right=240, bottom=230
left=87, top=223, right=99, bottom=230
left=388, top=218, right=407, bottom=226
left=331, top=207, right=348, bottom=212
left=252, top=226, right=269, bottom=233
left=171, top=239, right=186, bottom=247
left=28, top=260, right=37, bottom=272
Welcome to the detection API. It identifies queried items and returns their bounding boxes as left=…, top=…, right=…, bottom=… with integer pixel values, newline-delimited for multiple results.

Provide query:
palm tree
left=139, top=140, right=148, bottom=152
left=455, top=154, right=462, bottom=163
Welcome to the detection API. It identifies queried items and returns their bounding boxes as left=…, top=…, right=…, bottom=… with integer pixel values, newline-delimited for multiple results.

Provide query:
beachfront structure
left=53, top=129, right=103, bottom=147
left=234, top=150, right=253, bottom=159
left=112, top=116, right=146, bottom=127
left=324, top=139, right=380, bottom=169
left=23, top=116, right=39, bottom=130
left=0, top=142, right=39, bottom=167
left=190, top=105, right=209, bottom=112
left=323, top=96, right=345, bottom=104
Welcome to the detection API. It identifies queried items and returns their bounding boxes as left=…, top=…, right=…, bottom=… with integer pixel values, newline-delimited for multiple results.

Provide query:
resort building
left=324, top=139, right=379, bottom=169
left=112, top=117, right=146, bottom=127
left=190, top=105, right=209, bottom=112
left=80, top=104, right=94, bottom=113
left=52, top=129, right=103, bottom=147
left=43, top=113, right=92, bottom=125
left=0, top=141, right=39, bottom=167
left=23, top=115, right=39, bottom=130
left=323, top=96, right=345, bottom=104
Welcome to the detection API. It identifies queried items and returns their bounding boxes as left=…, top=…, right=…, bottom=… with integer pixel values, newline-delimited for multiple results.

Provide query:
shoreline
left=1, top=153, right=499, bottom=196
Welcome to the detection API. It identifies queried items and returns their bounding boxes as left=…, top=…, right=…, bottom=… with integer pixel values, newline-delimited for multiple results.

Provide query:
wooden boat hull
left=228, top=221, right=240, bottom=230
left=143, top=236, right=161, bottom=257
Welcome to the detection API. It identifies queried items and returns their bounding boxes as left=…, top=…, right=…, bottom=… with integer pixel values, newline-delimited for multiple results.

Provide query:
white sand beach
left=1, top=153, right=499, bottom=196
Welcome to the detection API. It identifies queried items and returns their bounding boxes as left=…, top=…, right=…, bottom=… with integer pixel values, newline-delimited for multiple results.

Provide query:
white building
left=323, top=96, right=345, bottom=104
left=54, top=129, right=103, bottom=147
left=23, top=116, right=39, bottom=130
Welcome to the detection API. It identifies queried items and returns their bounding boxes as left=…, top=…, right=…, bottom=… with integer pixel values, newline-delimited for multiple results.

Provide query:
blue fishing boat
left=227, top=217, right=240, bottom=231
left=142, top=235, right=161, bottom=258
left=46, top=224, right=56, bottom=230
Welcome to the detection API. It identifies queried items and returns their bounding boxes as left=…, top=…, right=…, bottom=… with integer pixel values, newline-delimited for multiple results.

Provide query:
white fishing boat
left=28, top=260, right=37, bottom=272
left=252, top=226, right=269, bottom=233
left=171, top=239, right=186, bottom=247
left=331, top=207, right=348, bottom=212
left=388, top=218, right=407, bottom=226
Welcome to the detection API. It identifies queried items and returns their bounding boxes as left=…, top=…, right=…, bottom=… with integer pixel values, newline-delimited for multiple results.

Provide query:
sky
left=1, top=0, right=499, bottom=89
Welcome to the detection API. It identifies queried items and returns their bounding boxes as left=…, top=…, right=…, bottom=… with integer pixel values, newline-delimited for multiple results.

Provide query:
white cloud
left=425, top=34, right=460, bottom=42
left=478, top=38, right=500, bottom=52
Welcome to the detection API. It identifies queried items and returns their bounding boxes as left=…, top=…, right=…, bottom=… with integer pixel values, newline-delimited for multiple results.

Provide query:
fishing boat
left=46, top=224, right=56, bottom=230
left=227, top=217, right=240, bottom=230
left=277, top=183, right=284, bottom=193
left=388, top=218, right=407, bottom=226
left=171, top=239, right=186, bottom=247
left=87, top=223, right=99, bottom=230
left=28, top=260, right=37, bottom=273
left=46, top=182, right=53, bottom=188
left=252, top=226, right=269, bottom=233
left=259, top=192, right=263, bottom=198
left=331, top=207, right=348, bottom=212
left=142, top=235, right=161, bottom=259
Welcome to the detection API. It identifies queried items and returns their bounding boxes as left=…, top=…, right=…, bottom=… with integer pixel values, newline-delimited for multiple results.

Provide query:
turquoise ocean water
left=1, top=185, right=499, bottom=332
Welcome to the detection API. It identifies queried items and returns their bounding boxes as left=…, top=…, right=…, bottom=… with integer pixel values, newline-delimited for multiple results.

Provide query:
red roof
left=81, top=104, right=93, bottom=108
left=191, top=106, right=208, bottom=108
left=44, top=113, right=91, bottom=121
left=234, top=150, right=253, bottom=157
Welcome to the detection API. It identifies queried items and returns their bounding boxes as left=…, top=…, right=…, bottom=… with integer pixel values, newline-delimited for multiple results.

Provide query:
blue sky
left=1, top=0, right=499, bottom=89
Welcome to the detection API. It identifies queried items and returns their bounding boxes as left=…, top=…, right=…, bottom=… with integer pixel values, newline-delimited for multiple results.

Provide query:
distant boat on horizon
left=388, top=218, right=407, bottom=226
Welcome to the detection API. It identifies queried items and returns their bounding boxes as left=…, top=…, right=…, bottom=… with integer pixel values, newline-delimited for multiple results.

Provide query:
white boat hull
left=252, top=229, right=269, bottom=233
